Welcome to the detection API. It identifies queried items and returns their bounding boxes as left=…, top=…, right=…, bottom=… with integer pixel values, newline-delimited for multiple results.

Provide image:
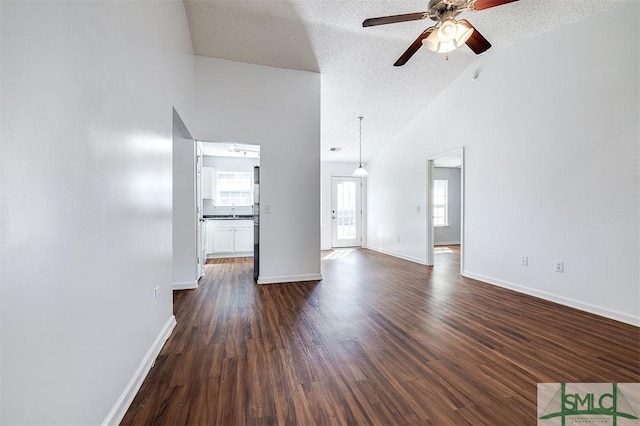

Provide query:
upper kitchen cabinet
left=202, top=167, right=214, bottom=200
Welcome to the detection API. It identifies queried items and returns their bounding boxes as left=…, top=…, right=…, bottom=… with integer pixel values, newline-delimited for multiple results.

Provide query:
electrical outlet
left=555, top=262, right=564, bottom=273
left=397, top=236, right=401, bottom=242
left=416, top=205, right=421, bottom=213
left=521, top=256, right=528, bottom=267
left=154, top=286, right=160, bottom=304
left=265, top=204, right=272, bottom=214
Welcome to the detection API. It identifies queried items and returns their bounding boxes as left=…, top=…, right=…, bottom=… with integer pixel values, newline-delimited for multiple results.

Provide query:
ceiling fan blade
left=363, top=12, right=428, bottom=27
left=471, top=0, right=519, bottom=11
left=459, top=20, right=492, bottom=54
left=394, top=27, right=436, bottom=67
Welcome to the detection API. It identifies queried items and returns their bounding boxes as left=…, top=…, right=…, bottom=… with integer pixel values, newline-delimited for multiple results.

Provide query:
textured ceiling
left=184, top=0, right=631, bottom=162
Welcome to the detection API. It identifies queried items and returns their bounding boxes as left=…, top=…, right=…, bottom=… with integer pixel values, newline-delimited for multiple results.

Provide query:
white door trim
left=427, top=147, right=465, bottom=273
left=195, top=143, right=205, bottom=279
left=426, top=160, right=435, bottom=266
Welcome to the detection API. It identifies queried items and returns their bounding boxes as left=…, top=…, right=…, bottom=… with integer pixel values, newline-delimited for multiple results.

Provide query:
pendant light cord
left=358, top=116, right=363, bottom=167
left=352, top=116, right=368, bottom=177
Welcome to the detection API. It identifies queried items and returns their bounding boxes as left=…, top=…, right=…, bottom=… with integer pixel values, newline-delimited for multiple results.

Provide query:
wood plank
left=121, top=249, right=639, bottom=425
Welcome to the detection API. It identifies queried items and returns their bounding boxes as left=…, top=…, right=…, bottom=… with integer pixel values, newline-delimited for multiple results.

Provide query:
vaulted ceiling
left=184, top=0, right=630, bottom=162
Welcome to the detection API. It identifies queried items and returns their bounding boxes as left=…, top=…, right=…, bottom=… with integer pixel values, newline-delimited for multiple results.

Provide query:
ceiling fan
left=362, top=0, right=519, bottom=66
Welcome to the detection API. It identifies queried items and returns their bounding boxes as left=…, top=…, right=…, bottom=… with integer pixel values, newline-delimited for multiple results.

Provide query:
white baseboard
left=434, top=241, right=460, bottom=246
left=207, top=253, right=253, bottom=259
left=103, top=315, right=177, bottom=426
left=365, top=247, right=427, bottom=266
left=257, top=273, right=323, bottom=285
left=462, top=271, right=639, bottom=327
left=172, top=281, right=198, bottom=290
left=321, top=245, right=332, bottom=251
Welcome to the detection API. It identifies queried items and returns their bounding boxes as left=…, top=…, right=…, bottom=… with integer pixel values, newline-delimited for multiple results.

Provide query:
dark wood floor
left=122, top=248, right=639, bottom=425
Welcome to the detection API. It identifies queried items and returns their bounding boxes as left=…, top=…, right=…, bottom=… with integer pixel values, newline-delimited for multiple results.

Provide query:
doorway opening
left=426, top=148, right=464, bottom=272
left=196, top=141, right=261, bottom=280
left=331, top=176, right=363, bottom=248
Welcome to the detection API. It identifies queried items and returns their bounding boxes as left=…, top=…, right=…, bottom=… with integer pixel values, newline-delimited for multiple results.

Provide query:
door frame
left=195, top=143, right=205, bottom=279
left=331, top=176, right=363, bottom=248
left=426, top=147, right=465, bottom=273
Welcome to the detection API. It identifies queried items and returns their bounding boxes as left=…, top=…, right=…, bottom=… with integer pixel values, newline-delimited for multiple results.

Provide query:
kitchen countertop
left=204, top=215, right=254, bottom=220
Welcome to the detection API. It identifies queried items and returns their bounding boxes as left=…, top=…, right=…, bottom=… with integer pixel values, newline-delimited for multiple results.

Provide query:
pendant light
left=353, top=116, right=368, bottom=177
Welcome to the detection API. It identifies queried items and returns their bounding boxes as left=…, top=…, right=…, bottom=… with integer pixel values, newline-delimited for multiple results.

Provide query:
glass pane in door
left=336, top=181, right=357, bottom=240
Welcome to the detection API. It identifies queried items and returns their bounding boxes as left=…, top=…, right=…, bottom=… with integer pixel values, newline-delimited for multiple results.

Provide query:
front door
left=331, top=176, right=362, bottom=248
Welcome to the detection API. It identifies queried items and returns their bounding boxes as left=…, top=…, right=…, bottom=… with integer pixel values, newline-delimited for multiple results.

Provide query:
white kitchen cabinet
left=234, top=227, right=253, bottom=253
left=212, top=227, right=234, bottom=253
left=206, top=220, right=215, bottom=254
left=202, top=167, right=214, bottom=200
left=207, top=220, right=253, bottom=257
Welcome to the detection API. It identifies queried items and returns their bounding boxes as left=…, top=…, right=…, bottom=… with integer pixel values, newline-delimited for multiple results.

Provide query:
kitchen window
left=215, top=171, right=253, bottom=206
left=433, top=179, right=448, bottom=227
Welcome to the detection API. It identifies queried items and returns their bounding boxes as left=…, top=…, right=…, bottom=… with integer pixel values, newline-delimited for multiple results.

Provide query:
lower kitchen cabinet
left=211, top=227, right=234, bottom=253
left=234, top=227, right=253, bottom=252
left=206, top=219, right=253, bottom=257
left=206, top=221, right=217, bottom=254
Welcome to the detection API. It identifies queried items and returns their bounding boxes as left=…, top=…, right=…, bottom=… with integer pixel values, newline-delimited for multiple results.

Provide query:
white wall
left=434, top=167, right=461, bottom=245
left=0, top=1, right=194, bottom=423
left=367, top=2, right=639, bottom=325
left=194, top=57, right=321, bottom=284
left=320, top=162, right=367, bottom=250
left=172, top=114, right=198, bottom=289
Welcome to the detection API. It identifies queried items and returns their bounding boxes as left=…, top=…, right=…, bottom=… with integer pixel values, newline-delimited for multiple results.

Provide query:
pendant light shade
left=353, top=165, right=368, bottom=177
left=353, top=116, right=368, bottom=177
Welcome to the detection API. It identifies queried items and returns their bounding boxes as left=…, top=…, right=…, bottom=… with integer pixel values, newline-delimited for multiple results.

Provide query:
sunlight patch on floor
left=323, top=249, right=357, bottom=260
left=434, top=247, right=454, bottom=253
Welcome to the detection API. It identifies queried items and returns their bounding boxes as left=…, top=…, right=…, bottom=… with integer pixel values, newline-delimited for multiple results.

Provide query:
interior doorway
left=331, top=176, right=363, bottom=248
left=426, top=148, right=464, bottom=272
left=197, top=141, right=260, bottom=278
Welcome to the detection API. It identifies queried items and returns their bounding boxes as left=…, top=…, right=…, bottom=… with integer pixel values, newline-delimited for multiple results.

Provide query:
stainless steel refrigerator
left=253, top=166, right=260, bottom=280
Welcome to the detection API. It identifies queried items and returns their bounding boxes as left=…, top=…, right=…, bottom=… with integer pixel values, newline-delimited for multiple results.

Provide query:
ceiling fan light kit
left=422, top=18, right=474, bottom=54
left=362, top=0, right=519, bottom=66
